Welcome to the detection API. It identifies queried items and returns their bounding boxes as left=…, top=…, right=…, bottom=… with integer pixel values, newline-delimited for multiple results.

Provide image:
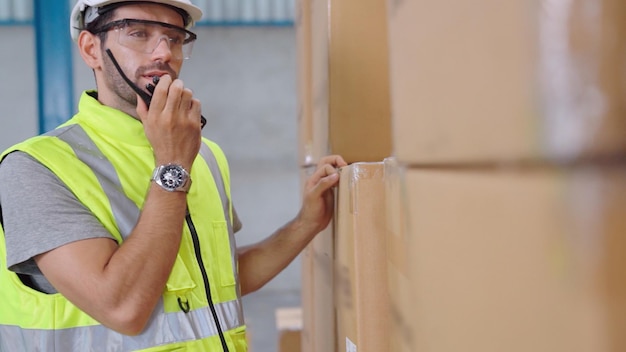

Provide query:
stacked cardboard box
left=300, top=162, right=392, bottom=352
left=383, top=158, right=413, bottom=352
left=385, top=0, right=626, bottom=351
left=299, top=166, right=337, bottom=352
left=334, top=163, right=389, bottom=352
left=401, top=166, right=626, bottom=351
left=297, top=0, right=392, bottom=166
left=299, top=0, right=626, bottom=350
left=296, top=0, right=394, bottom=350
left=387, top=0, right=626, bottom=165
left=276, top=307, right=303, bottom=352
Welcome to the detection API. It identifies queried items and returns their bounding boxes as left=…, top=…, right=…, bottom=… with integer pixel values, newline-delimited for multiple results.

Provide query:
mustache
left=136, top=63, right=177, bottom=79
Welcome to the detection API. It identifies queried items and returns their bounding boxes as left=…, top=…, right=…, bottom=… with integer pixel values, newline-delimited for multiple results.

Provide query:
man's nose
left=151, top=36, right=173, bottom=61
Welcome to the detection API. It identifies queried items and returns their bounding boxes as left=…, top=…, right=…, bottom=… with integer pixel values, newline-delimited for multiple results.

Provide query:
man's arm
left=35, top=185, right=188, bottom=335
left=1, top=152, right=184, bottom=336
left=237, top=155, right=347, bottom=295
left=1, top=151, right=115, bottom=294
left=36, top=77, right=203, bottom=335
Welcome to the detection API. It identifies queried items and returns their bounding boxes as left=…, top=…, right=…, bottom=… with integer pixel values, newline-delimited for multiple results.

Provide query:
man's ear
left=77, top=31, right=102, bottom=70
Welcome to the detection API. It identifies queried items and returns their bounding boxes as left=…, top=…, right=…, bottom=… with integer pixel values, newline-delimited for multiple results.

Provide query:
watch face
left=160, top=165, right=185, bottom=189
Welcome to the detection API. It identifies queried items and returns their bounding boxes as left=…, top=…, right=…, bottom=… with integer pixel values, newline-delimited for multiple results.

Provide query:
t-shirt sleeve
left=232, top=205, right=243, bottom=234
left=0, top=151, right=115, bottom=273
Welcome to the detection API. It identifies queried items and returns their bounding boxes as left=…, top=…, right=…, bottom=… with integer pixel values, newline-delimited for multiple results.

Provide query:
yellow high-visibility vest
left=0, top=91, right=247, bottom=351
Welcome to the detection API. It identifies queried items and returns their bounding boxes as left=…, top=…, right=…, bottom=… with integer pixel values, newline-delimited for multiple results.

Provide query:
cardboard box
left=383, top=158, right=414, bottom=352
left=327, top=0, right=393, bottom=163
left=309, top=0, right=330, bottom=164
left=296, top=0, right=315, bottom=167
left=276, top=307, right=303, bottom=352
left=279, top=329, right=302, bottom=352
left=300, top=166, right=337, bottom=352
left=300, top=244, right=314, bottom=352
left=386, top=0, right=626, bottom=164
left=404, top=166, right=626, bottom=351
left=299, top=0, right=392, bottom=165
left=335, top=163, right=390, bottom=352
left=310, top=225, right=337, bottom=352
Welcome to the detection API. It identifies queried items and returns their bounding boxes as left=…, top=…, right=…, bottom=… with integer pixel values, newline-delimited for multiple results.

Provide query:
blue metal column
left=34, top=0, right=74, bottom=133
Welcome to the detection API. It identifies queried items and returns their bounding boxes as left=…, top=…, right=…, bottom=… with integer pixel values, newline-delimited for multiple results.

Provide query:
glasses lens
left=115, top=20, right=196, bottom=59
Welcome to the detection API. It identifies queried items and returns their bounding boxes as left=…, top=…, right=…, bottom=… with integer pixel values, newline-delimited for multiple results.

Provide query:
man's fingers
left=150, top=74, right=172, bottom=112
left=147, top=77, right=201, bottom=127
left=191, top=98, right=202, bottom=124
left=164, top=79, right=185, bottom=113
left=310, top=164, right=339, bottom=182
left=323, top=163, right=339, bottom=177
left=317, top=155, right=347, bottom=169
left=136, top=94, right=148, bottom=120
left=179, top=87, right=193, bottom=112
left=307, top=164, right=340, bottom=197
left=191, top=98, right=201, bottom=113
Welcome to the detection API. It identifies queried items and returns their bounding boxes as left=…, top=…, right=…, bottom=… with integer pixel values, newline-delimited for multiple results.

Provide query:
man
left=0, top=0, right=346, bottom=351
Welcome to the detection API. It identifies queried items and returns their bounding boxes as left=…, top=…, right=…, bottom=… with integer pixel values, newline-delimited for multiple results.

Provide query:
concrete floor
left=1, top=26, right=302, bottom=351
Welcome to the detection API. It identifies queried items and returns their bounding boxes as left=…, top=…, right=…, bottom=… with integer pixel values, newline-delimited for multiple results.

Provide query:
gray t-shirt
left=0, top=151, right=242, bottom=294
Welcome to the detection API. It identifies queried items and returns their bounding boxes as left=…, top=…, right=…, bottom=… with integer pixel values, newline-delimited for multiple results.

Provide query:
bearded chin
left=102, top=54, right=141, bottom=109
left=111, top=72, right=139, bottom=106
left=120, top=84, right=138, bottom=106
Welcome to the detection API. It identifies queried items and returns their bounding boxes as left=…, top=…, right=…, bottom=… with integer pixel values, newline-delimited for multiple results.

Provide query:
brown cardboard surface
left=300, top=166, right=336, bottom=352
left=327, top=0, right=392, bottom=163
left=387, top=0, right=626, bottom=164
left=383, top=158, right=413, bottom=352
left=335, top=163, right=390, bottom=352
left=300, top=0, right=392, bottom=165
left=279, top=330, right=302, bottom=352
left=276, top=308, right=303, bottom=352
left=300, top=244, right=314, bottom=352
left=310, top=225, right=337, bottom=352
left=296, top=0, right=315, bottom=167
left=404, top=166, right=626, bottom=351
left=310, top=0, right=330, bottom=164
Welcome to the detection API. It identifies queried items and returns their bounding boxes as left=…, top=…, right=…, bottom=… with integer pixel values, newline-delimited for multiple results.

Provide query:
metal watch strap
left=151, top=164, right=192, bottom=193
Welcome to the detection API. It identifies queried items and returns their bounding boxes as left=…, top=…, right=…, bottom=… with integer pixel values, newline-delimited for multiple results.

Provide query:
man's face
left=99, top=3, right=186, bottom=109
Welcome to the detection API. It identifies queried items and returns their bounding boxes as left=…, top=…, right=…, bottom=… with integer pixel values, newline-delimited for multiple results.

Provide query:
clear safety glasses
left=95, top=18, right=197, bottom=60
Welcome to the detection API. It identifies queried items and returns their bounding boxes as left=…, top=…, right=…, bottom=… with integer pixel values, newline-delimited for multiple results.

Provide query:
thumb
left=136, top=94, right=149, bottom=121
left=310, top=172, right=339, bottom=198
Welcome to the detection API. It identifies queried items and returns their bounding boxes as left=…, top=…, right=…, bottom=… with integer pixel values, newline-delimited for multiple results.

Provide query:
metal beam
left=34, top=0, right=74, bottom=133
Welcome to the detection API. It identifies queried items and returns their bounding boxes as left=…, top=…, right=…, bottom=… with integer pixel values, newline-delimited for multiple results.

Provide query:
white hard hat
left=70, top=0, right=203, bottom=41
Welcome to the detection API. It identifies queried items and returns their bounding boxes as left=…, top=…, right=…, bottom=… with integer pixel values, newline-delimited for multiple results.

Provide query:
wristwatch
left=151, top=164, right=192, bottom=193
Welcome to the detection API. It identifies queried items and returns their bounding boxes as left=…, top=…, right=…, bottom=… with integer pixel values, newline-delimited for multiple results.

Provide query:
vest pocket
left=163, top=254, right=196, bottom=313
left=210, top=221, right=236, bottom=287
left=230, top=325, right=248, bottom=351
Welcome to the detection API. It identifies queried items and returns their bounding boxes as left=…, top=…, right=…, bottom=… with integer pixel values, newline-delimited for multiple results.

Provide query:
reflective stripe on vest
left=50, top=126, right=235, bottom=242
left=54, top=126, right=241, bottom=297
left=0, top=298, right=242, bottom=351
left=199, top=143, right=239, bottom=285
left=49, top=125, right=140, bottom=239
left=0, top=124, right=244, bottom=350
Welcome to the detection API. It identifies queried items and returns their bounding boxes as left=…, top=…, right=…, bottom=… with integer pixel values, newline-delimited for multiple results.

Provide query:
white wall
left=0, top=26, right=38, bottom=151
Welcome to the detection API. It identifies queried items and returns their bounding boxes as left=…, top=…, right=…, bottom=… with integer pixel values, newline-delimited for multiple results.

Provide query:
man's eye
left=167, top=33, right=185, bottom=45
left=170, top=36, right=183, bottom=45
left=127, top=29, right=149, bottom=39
